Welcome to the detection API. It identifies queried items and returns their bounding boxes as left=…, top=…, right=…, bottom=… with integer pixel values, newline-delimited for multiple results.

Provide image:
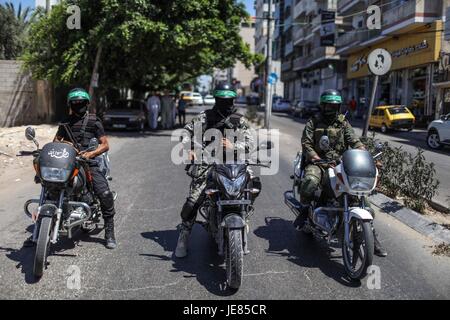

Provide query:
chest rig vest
left=311, top=114, right=348, bottom=161
left=69, top=113, right=98, bottom=150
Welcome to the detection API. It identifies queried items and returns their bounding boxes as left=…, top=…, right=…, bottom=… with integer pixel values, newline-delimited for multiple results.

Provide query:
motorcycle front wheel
left=33, top=217, right=54, bottom=278
left=225, top=228, right=243, bottom=290
left=342, top=219, right=374, bottom=280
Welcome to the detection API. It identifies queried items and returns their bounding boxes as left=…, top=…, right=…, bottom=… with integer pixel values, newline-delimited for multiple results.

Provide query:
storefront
left=346, top=22, right=442, bottom=123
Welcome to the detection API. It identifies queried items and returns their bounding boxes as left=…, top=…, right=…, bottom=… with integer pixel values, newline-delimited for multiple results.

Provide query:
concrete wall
left=0, top=60, right=54, bottom=127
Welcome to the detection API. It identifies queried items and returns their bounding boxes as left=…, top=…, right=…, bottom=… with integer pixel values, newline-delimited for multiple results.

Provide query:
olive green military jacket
left=301, top=114, right=364, bottom=162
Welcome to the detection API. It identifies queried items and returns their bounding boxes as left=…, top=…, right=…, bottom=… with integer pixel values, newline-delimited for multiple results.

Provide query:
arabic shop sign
left=350, top=40, right=429, bottom=73
left=391, top=40, right=428, bottom=58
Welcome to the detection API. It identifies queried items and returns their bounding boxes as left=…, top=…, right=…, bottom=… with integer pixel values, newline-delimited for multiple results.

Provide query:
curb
left=369, top=192, right=450, bottom=245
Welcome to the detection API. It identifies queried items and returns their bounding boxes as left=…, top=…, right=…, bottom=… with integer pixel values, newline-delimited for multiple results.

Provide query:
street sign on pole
left=363, top=48, right=392, bottom=137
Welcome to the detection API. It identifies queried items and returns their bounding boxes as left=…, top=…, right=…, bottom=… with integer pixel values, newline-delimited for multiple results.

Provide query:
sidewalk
left=0, top=124, right=58, bottom=178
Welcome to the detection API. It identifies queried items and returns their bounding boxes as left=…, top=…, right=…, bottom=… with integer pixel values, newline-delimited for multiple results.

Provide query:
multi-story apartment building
left=255, top=0, right=284, bottom=98
left=336, top=0, right=448, bottom=121
left=278, top=0, right=342, bottom=102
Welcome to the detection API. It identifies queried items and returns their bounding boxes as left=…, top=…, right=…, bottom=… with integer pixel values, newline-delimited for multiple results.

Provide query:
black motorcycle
left=18, top=127, right=111, bottom=278
left=186, top=141, right=272, bottom=289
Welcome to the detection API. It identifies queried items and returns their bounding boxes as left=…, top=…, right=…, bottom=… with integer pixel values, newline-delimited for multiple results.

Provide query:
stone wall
left=0, top=60, right=54, bottom=128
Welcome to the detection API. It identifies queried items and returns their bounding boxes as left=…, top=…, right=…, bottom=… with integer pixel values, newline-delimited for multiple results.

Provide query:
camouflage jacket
left=301, top=114, right=364, bottom=162
left=182, top=108, right=255, bottom=155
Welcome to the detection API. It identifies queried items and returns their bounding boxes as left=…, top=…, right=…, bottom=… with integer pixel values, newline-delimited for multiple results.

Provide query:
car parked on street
left=291, top=100, right=320, bottom=118
left=103, top=99, right=147, bottom=131
left=272, top=99, right=291, bottom=113
left=203, top=94, right=215, bottom=106
left=369, top=105, right=415, bottom=133
left=182, top=92, right=203, bottom=106
left=427, top=113, right=450, bottom=150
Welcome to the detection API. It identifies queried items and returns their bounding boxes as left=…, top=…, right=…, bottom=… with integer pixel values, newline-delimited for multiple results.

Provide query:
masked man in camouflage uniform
left=293, top=89, right=387, bottom=257
left=175, top=83, right=259, bottom=258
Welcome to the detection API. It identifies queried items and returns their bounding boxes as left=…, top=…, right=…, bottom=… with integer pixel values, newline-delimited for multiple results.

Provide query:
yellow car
left=369, top=105, right=415, bottom=133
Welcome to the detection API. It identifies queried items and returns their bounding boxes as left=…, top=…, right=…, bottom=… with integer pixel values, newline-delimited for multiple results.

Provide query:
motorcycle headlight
left=218, top=174, right=246, bottom=197
left=40, top=167, right=71, bottom=183
left=348, top=176, right=376, bottom=192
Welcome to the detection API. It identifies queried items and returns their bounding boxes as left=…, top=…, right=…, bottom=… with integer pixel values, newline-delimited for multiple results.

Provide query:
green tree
left=23, top=0, right=262, bottom=91
left=0, top=2, right=34, bottom=59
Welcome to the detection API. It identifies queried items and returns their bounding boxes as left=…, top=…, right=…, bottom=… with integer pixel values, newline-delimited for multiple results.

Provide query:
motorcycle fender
left=38, top=204, right=58, bottom=218
left=348, top=207, right=373, bottom=222
left=221, top=214, right=246, bottom=229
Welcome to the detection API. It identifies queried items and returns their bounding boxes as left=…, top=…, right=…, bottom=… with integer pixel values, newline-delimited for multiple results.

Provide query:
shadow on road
left=141, top=225, right=237, bottom=297
left=0, top=224, right=105, bottom=284
left=253, top=217, right=361, bottom=288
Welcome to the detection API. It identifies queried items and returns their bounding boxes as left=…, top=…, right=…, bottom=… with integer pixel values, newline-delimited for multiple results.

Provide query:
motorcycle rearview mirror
left=88, top=138, right=99, bottom=151
left=25, top=127, right=35, bottom=141
left=25, top=127, right=39, bottom=149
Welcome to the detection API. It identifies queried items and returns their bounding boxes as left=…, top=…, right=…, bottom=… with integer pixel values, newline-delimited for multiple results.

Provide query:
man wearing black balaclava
left=174, top=83, right=259, bottom=258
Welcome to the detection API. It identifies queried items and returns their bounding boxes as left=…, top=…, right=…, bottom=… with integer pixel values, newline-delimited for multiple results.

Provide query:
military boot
left=373, top=228, right=387, bottom=257
left=293, top=204, right=309, bottom=231
left=175, top=221, right=193, bottom=258
left=104, top=218, right=117, bottom=249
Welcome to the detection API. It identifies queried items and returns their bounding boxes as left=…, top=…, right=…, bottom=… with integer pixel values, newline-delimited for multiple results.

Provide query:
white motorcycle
left=284, top=147, right=382, bottom=280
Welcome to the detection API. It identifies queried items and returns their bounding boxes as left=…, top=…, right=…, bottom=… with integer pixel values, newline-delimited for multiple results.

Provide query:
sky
left=242, top=0, right=255, bottom=16
left=2, top=0, right=256, bottom=15
left=0, top=0, right=35, bottom=8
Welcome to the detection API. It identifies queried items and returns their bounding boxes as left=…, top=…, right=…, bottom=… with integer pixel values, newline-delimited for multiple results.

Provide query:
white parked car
left=192, top=92, right=203, bottom=105
left=203, top=94, right=215, bottom=106
left=272, top=99, right=291, bottom=113
left=427, top=113, right=450, bottom=149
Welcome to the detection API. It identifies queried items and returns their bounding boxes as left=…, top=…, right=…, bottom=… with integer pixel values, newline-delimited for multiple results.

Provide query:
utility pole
left=264, top=0, right=273, bottom=129
left=46, top=0, right=50, bottom=14
left=89, top=45, right=103, bottom=113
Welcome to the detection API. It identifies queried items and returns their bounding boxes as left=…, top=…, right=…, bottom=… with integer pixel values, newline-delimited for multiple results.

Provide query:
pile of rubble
left=0, top=124, right=57, bottom=176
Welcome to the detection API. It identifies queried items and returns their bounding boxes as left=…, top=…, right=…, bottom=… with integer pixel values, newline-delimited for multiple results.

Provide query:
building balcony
left=336, top=28, right=381, bottom=51
left=285, top=41, right=294, bottom=56
left=282, top=59, right=293, bottom=72
left=294, top=0, right=307, bottom=19
left=337, top=0, right=367, bottom=14
left=382, top=0, right=442, bottom=35
left=293, top=26, right=305, bottom=46
left=283, top=15, right=293, bottom=32
left=293, top=46, right=336, bottom=71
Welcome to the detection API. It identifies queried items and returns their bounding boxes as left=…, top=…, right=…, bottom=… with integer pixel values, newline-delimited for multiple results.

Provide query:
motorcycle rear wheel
left=33, top=217, right=53, bottom=278
left=225, top=229, right=243, bottom=290
left=342, top=219, right=374, bottom=280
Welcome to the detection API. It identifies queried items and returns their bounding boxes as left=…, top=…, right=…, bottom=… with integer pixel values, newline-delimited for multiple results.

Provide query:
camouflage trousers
left=299, top=164, right=329, bottom=205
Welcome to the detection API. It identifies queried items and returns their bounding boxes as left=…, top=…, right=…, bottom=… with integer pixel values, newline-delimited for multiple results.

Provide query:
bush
left=362, top=135, right=440, bottom=213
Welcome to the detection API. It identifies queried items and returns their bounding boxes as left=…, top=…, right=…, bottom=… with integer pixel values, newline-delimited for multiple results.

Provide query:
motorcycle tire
left=226, top=229, right=243, bottom=290
left=33, top=217, right=53, bottom=278
left=342, top=219, right=374, bottom=280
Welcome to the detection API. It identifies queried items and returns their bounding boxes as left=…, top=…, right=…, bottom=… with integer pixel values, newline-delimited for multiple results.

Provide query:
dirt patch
left=0, top=124, right=58, bottom=177
left=432, top=242, right=450, bottom=257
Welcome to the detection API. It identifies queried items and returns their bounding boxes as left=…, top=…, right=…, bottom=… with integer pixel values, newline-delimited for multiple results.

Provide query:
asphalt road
left=0, top=106, right=449, bottom=299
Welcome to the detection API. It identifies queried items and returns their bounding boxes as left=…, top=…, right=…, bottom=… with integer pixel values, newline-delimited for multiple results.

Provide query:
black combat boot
left=175, top=220, right=194, bottom=258
left=373, top=228, right=387, bottom=257
left=293, top=205, right=309, bottom=231
left=104, top=217, right=117, bottom=249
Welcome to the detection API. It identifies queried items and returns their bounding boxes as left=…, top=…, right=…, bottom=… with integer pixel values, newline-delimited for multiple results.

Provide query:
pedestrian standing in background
left=178, top=94, right=187, bottom=126
left=348, top=96, right=357, bottom=120
left=146, top=91, right=161, bottom=130
left=161, top=89, right=175, bottom=129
